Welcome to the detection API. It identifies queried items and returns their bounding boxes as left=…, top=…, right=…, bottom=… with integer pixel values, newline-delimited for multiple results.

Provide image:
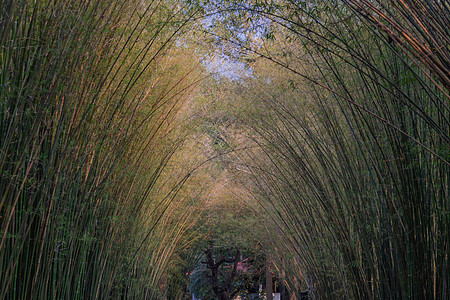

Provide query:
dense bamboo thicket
left=1, top=0, right=449, bottom=299
left=212, top=0, right=449, bottom=298
left=0, top=0, right=205, bottom=298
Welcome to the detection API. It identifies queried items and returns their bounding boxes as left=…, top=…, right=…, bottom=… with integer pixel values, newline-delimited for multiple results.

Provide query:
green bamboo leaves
left=1, top=0, right=203, bottom=299
left=199, top=0, right=449, bottom=298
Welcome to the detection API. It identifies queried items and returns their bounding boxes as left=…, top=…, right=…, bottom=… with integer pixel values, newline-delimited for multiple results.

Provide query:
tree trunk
left=217, top=291, right=231, bottom=300
left=266, top=255, right=273, bottom=300
left=205, top=242, right=240, bottom=300
left=281, top=268, right=287, bottom=300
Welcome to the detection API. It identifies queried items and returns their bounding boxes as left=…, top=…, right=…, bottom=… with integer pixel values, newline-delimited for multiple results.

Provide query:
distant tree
left=204, top=241, right=241, bottom=300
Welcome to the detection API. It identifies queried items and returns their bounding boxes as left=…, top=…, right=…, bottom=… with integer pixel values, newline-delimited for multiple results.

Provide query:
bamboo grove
left=0, top=0, right=204, bottom=298
left=1, top=0, right=449, bottom=299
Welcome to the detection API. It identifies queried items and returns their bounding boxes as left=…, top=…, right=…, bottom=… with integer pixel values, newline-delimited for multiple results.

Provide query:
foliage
left=207, top=1, right=449, bottom=298
left=0, top=0, right=203, bottom=298
left=2, top=0, right=449, bottom=299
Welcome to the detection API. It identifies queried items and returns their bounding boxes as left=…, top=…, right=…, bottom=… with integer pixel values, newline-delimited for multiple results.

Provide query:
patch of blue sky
left=204, top=51, right=253, bottom=82
left=201, top=14, right=215, bottom=29
left=196, top=1, right=275, bottom=82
